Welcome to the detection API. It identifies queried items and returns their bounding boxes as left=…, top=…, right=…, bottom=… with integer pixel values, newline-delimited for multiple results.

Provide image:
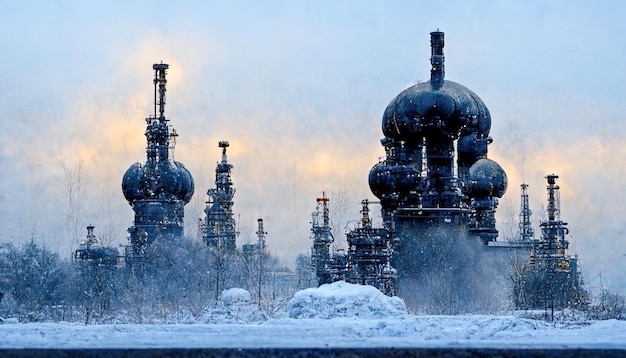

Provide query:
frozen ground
left=2, top=316, right=626, bottom=349
left=1, top=282, right=625, bottom=350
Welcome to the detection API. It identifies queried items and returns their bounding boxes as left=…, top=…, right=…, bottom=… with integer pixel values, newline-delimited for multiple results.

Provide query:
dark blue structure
left=367, top=31, right=508, bottom=300
left=345, top=199, right=396, bottom=296
left=73, top=225, right=119, bottom=267
left=200, top=141, right=238, bottom=252
left=368, top=31, right=507, bottom=244
left=526, top=174, right=583, bottom=311
left=122, top=63, right=194, bottom=261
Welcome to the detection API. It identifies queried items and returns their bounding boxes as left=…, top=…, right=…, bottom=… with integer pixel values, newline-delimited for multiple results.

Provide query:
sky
left=1, top=1, right=625, bottom=292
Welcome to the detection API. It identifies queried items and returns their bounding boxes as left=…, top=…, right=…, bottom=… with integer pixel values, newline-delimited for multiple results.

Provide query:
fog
left=1, top=1, right=624, bottom=293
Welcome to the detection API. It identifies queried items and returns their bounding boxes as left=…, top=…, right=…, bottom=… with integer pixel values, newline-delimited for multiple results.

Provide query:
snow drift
left=199, top=288, right=267, bottom=324
left=289, top=281, right=407, bottom=319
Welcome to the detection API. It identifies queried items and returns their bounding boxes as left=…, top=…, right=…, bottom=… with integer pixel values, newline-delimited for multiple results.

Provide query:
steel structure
left=200, top=141, right=238, bottom=252
left=345, top=199, right=396, bottom=296
left=532, top=175, right=573, bottom=270
left=368, top=31, right=507, bottom=246
left=521, top=174, right=583, bottom=311
left=309, top=196, right=396, bottom=295
left=122, top=63, right=194, bottom=262
left=309, top=32, right=508, bottom=296
left=73, top=225, right=119, bottom=322
left=310, top=193, right=335, bottom=285
left=243, top=218, right=267, bottom=257
left=518, top=183, right=535, bottom=242
left=73, top=225, right=118, bottom=266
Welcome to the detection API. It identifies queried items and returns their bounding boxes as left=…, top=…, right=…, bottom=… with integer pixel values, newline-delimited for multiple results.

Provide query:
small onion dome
left=160, top=161, right=195, bottom=204
left=457, top=132, right=491, bottom=164
left=122, top=162, right=146, bottom=203
left=368, top=162, right=420, bottom=200
left=468, top=158, right=507, bottom=198
left=382, top=80, right=491, bottom=143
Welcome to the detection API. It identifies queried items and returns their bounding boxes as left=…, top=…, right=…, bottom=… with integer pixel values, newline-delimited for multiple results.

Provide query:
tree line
left=0, top=238, right=310, bottom=323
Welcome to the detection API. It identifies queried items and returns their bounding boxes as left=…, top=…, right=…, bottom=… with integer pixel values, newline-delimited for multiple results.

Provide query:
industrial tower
left=309, top=196, right=396, bottom=295
left=73, top=225, right=118, bottom=266
left=531, top=174, right=581, bottom=309
left=243, top=218, right=267, bottom=257
left=200, top=141, right=238, bottom=252
left=368, top=31, right=507, bottom=244
left=518, top=183, right=534, bottom=242
left=533, top=175, right=573, bottom=270
left=521, top=174, right=584, bottom=311
left=122, top=63, right=194, bottom=262
left=345, top=199, right=396, bottom=296
left=310, top=193, right=335, bottom=285
left=367, top=31, right=508, bottom=293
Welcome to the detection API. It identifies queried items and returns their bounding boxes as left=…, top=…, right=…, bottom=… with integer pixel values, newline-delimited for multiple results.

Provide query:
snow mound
left=199, top=288, right=267, bottom=323
left=289, top=281, right=407, bottom=319
left=219, top=288, right=252, bottom=305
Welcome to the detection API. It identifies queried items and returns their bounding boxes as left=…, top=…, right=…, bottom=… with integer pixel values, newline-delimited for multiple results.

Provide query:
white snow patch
left=1, top=316, right=626, bottom=349
left=289, top=281, right=407, bottom=319
left=198, top=288, right=267, bottom=324
left=219, top=288, right=252, bottom=305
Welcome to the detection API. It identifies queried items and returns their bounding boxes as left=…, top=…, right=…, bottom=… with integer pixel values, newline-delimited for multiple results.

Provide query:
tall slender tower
left=534, top=174, right=570, bottom=268
left=310, top=193, right=334, bottom=285
left=519, top=183, right=534, bottom=242
left=201, top=141, right=238, bottom=252
left=522, top=174, right=583, bottom=311
left=122, top=63, right=194, bottom=260
left=255, top=218, right=267, bottom=252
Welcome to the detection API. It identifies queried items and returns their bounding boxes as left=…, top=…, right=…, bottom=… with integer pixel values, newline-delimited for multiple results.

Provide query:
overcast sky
left=1, top=1, right=624, bottom=292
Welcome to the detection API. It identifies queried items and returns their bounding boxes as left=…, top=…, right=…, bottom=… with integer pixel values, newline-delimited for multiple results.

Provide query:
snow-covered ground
left=1, top=282, right=625, bottom=350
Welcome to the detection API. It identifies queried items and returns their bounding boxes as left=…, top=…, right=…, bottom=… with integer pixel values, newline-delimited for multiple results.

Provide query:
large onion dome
left=382, top=80, right=491, bottom=144
left=122, top=160, right=194, bottom=204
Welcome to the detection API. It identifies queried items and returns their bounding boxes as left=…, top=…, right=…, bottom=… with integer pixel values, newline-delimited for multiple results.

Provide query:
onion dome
left=122, top=160, right=194, bottom=204
left=161, top=161, right=194, bottom=204
left=122, top=162, right=146, bottom=203
left=457, top=131, right=491, bottom=164
left=382, top=81, right=491, bottom=143
left=467, top=158, right=508, bottom=198
left=382, top=31, right=491, bottom=144
left=368, top=162, right=420, bottom=200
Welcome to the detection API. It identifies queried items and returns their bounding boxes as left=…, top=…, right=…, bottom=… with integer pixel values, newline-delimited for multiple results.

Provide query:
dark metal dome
left=122, top=161, right=194, bottom=204
left=161, top=161, right=195, bottom=204
left=122, top=162, right=146, bottom=202
left=468, top=158, right=508, bottom=198
left=368, top=161, right=421, bottom=202
left=382, top=80, right=491, bottom=143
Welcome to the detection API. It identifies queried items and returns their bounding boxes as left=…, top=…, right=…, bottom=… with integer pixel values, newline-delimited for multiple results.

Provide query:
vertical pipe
left=430, top=31, right=445, bottom=87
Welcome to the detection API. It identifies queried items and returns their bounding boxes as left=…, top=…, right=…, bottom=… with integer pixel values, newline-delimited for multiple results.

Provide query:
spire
left=430, top=31, right=445, bottom=87
left=153, top=63, right=169, bottom=119
left=519, top=183, right=534, bottom=241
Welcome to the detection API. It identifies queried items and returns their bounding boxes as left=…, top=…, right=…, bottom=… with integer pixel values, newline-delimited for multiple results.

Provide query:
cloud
left=2, top=1, right=626, bottom=291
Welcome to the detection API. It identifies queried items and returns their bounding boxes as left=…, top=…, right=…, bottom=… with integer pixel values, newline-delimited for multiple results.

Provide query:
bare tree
left=328, top=179, right=354, bottom=252
left=58, top=158, right=88, bottom=250
left=97, top=165, right=120, bottom=247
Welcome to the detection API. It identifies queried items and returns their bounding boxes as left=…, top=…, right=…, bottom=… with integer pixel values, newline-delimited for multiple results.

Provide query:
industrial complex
left=72, top=32, right=584, bottom=313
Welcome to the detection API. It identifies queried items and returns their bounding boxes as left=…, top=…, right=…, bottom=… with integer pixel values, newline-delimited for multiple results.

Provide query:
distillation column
left=201, top=141, right=238, bottom=252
